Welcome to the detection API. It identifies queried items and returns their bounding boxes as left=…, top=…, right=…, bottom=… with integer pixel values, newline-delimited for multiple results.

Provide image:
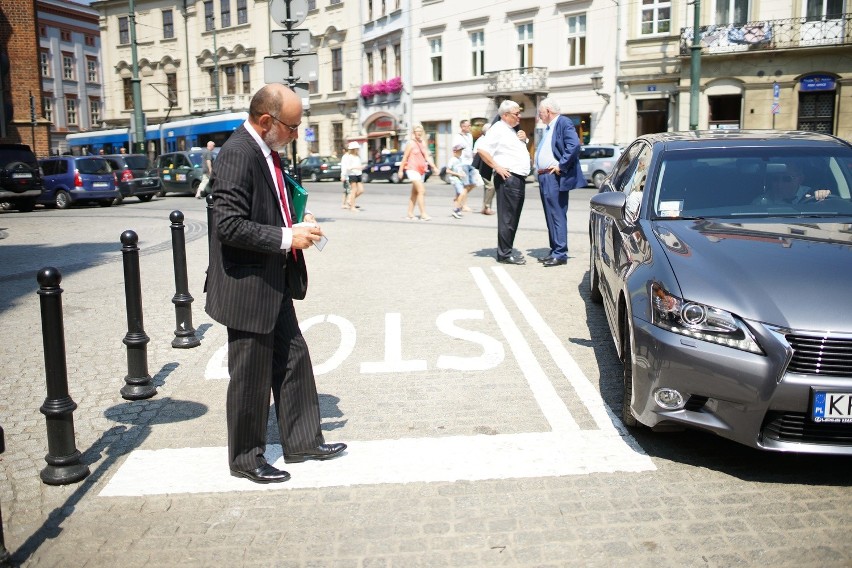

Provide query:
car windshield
left=188, top=152, right=204, bottom=167
left=581, top=147, right=616, bottom=159
left=322, top=157, right=340, bottom=165
left=122, top=156, right=150, bottom=169
left=76, top=158, right=112, bottom=174
left=651, top=146, right=852, bottom=219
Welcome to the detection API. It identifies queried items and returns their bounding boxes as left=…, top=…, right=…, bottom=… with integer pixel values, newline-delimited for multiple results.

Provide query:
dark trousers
left=538, top=173, right=570, bottom=260
left=226, top=295, right=324, bottom=470
left=494, top=173, right=526, bottom=259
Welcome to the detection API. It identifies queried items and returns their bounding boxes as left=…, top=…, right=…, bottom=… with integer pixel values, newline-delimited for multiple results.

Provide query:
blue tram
left=66, top=111, right=249, bottom=157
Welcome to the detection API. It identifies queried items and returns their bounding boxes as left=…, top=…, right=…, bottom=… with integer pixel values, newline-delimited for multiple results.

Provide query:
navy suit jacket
left=550, top=115, right=586, bottom=191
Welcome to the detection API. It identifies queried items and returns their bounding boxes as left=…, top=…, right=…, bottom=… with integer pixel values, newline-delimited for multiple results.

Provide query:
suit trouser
left=538, top=173, right=570, bottom=260
left=226, top=294, right=324, bottom=470
left=494, top=173, right=526, bottom=259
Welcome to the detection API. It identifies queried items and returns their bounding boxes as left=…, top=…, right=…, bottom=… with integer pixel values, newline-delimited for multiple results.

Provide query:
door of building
left=797, top=91, right=835, bottom=134
left=636, top=99, right=668, bottom=135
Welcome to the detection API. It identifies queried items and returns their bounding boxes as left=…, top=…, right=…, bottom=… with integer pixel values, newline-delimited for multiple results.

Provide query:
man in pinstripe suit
left=207, top=84, right=346, bottom=484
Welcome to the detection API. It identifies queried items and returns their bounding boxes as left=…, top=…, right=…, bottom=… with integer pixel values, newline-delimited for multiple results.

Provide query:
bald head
left=250, top=83, right=301, bottom=121
left=248, top=84, right=303, bottom=151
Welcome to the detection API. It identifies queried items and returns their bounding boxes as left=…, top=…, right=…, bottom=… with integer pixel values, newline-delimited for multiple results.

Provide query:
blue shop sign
left=800, top=75, right=835, bottom=91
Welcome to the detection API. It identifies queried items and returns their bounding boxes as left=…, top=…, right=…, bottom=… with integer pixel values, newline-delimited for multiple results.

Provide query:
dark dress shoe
left=542, top=257, right=568, bottom=267
left=230, top=463, right=291, bottom=484
left=284, top=442, right=347, bottom=463
left=537, top=256, right=554, bottom=263
left=497, top=255, right=526, bottom=265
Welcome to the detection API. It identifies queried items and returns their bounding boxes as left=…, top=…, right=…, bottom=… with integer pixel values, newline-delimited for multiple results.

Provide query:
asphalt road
left=0, top=179, right=849, bottom=567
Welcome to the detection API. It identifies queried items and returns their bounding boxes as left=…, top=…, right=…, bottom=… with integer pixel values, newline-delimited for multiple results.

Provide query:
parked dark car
left=0, top=143, right=42, bottom=212
left=297, top=155, right=341, bottom=182
left=103, top=154, right=160, bottom=203
left=589, top=130, right=852, bottom=455
left=363, top=151, right=432, bottom=183
left=156, top=150, right=206, bottom=196
left=38, top=156, right=118, bottom=209
left=579, top=144, right=623, bottom=188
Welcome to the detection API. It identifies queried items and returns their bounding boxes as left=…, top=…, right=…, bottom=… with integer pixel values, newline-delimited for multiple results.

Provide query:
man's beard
left=264, top=129, right=289, bottom=152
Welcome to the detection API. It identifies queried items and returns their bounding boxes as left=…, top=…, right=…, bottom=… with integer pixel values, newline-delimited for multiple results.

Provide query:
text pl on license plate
left=812, top=391, right=852, bottom=423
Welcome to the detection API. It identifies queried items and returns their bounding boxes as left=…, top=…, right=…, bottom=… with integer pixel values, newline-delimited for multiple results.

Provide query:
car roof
left=636, top=129, right=851, bottom=151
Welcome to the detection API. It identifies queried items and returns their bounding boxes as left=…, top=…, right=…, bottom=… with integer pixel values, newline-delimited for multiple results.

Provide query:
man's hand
left=291, top=221, right=322, bottom=249
left=814, top=189, right=831, bottom=201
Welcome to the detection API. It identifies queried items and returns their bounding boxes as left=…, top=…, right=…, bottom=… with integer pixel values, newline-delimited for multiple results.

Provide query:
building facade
left=37, top=0, right=104, bottom=155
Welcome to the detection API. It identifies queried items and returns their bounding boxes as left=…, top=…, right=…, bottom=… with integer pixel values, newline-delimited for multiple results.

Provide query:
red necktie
left=271, top=152, right=297, bottom=259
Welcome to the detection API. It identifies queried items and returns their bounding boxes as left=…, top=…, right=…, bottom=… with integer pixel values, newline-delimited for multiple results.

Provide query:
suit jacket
left=205, top=124, right=307, bottom=334
left=550, top=115, right=586, bottom=191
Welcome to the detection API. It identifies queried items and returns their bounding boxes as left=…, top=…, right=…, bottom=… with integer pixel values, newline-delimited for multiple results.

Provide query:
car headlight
left=650, top=282, right=763, bottom=354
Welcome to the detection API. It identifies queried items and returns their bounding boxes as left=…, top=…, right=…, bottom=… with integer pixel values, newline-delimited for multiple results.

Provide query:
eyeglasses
left=268, top=114, right=300, bottom=133
left=508, top=111, right=521, bottom=117
left=773, top=174, right=797, bottom=183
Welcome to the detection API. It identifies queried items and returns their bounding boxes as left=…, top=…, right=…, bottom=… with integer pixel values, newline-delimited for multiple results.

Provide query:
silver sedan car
left=588, top=130, right=852, bottom=455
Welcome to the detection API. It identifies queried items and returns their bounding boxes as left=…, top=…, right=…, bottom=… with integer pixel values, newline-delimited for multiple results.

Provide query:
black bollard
left=36, top=268, right=90, bottom=486
left=119, top=231, right=156, bottom=400
left=205, top=193, right=214, bottom=247
left=0, top=424, right=11, bottom=566
left=169, top=211, right=200, bottom=348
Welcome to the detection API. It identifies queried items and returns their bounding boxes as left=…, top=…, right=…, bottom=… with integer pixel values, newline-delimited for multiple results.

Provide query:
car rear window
left=76, top=158, right=112, bottom=174
left=581, top=147, right=615, bottom=159
left=122, top=156, right=150, bottom=169
left=1, top=149, right=38, bottom=169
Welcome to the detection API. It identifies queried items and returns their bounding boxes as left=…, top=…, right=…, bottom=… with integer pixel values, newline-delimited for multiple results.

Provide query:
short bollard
left=205, top=193, right=214, bottom=247
left=120, top=230, right=156, bottom=400
left=0, top=424, right=12, bottom=566
left=36, top=267, right=90, bottom=485
left=169, top=211, right=200, bottom=348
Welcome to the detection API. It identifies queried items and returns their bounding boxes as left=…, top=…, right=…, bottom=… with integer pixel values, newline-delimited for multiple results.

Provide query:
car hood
left=651, top=219, right=852, bottom=331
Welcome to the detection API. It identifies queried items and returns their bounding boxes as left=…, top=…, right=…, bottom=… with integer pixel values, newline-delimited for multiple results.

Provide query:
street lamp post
left=689, top=0, right=702, bottom=130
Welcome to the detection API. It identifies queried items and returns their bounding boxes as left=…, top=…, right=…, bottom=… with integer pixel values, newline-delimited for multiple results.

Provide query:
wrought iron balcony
left=484, top=67, right=548, bottom=96
left=680, top=13, right=852, bottom=55
left=190, top=94, right=252, bottom=113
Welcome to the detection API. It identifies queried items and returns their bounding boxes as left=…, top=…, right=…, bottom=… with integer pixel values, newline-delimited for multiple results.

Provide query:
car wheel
left=361, top=173, right=369, bottom=184
left=16, top=199, right=36, bottom=212
left=113, top=196, right=124, bottom=206
left=138, top=194, right=154, bottom=202
left=55, top=190, right=71, bottom=209
left=621, top=322, right=639, bottom=428
left=100, top=199, right=113, bottom=207
left=589, top=246, right=603, bottom=304
left=310, top=172, right=319, bottom=182
left=390, top=172, right=400, bottom=183
left=593, top=171, right=607, bottom=189
left=157, top=188, right=166, bottom=197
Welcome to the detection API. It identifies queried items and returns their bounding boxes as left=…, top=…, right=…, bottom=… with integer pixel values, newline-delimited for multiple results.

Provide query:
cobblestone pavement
left=0, top=181, right=849, bottom=567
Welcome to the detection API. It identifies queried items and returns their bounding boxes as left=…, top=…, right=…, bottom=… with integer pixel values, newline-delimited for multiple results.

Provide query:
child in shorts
left=447, top=144, right=467, bottom=219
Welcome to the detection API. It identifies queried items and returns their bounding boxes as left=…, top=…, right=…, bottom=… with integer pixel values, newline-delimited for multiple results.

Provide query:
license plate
left=12, top=172, right=32, bottom=179
left=812, top=390, right=852, bottom=423
left=141, top=179, right=154, bottom=186
left=177, top=174, right=186, bottom=181
left=93, top=182, right=110, bottom=188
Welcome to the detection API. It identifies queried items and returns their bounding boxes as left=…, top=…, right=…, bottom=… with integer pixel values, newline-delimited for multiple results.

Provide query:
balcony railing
left=484, top=67, right=548, bottom=95
left=680, top=13, right=851, bottom=55
left=190, top=94, right=252, bottom=114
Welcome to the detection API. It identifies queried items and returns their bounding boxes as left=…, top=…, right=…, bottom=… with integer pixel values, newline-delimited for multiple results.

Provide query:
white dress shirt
left=474, top=120, right=531, bottom=177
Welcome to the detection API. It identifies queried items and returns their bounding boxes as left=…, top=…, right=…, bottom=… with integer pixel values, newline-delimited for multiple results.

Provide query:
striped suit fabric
left=206, top=123, right=324, bottom=471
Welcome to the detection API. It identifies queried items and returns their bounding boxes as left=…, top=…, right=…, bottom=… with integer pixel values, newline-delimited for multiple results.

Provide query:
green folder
left=285, top=173, right=308, bottom=222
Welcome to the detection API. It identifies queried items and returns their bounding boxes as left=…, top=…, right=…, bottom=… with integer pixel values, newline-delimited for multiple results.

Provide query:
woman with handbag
left=399, top=124, right=439, bottom=221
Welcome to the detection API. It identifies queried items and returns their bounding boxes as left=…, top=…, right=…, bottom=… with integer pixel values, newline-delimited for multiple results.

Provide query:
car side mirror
left=590, top=191, right=627, bottom=222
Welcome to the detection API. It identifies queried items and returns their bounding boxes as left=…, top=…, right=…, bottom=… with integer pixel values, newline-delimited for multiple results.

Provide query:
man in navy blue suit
left=534, top=97, right=586, bottom=267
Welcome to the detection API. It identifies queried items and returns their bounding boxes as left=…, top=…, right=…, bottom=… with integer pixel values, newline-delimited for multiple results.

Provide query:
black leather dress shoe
left=537, top=256, right=553, bottom=263
left=497, top=256, right=526, bottom=265
left=284, top=442, right=347, bottom=463
left=542, top=257, right=568, bottom=267
left=230, top=463, right=291, bottom=484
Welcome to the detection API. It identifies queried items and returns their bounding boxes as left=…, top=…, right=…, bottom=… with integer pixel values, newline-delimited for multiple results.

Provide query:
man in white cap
left=340, top=141, right=364, bottom=210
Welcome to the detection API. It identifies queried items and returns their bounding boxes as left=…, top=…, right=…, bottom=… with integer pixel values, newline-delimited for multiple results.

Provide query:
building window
left=163, top=10, right=174, bottom=38
left=90, top=98, right=101, bottom=124
left=221, top=0, right=231, bottom=28
left=204, top=1, right=214, bottom=31
left=209, top=69, right=217, bottom=95
left=39, top=25, right=47, bottom=37
left=470, top=31, right=484, bottom=76
left=85, top=35, right=95, bottom=47
left=380, top=47, right=387, bottom=80
left=119, top=17, right=129, bottom=44
left=331, top=48, right=342, bottom=91
left=60, top=30, right=71, bottom=42
left=366, top=52, right=374, bottom=83
left=566, top=14, right=586, bottom=67
left=237, top=0, right=247, bottom=24
left=225, top=66, right=236, bottom=95
left=393, top=43, right=401, bottom=76
left=367, top=0, right=372, bottom=20
left=517, top=23, right=533, bottom=68
left=806, top=0, right=843, bottom=20
left=62, top=53, right=75, bottom=80
left=715, top=0, right=749, bottom=24
left=43, top=97, right=53, bottom=123
left=241, top=63, right=251, bottom=93
left=308, top=123, right=319, bottom=153
left=166, top=72, right=178, bottom=106
left=40, top=50, right=51, bottom=77
left=330, top=0, right=341, bottom=5
left=430, top=37, right=442, bottom=82
left=641, top=0, right=671, bottom=35
left=86, top=57, right=98, bottom=83
left=308, top=0, right=316, bottom=10
left=332, top=122, right=343, bottom=155
left=66, top=98, right=78, bottom=126
left=123, top=77, right=133, bottom=110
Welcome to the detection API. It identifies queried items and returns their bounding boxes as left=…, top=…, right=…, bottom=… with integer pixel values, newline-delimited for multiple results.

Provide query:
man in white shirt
left=475, top=100, right=532, bottom=265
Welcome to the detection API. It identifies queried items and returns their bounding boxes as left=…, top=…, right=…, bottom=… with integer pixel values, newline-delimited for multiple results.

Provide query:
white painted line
left=361, top=313, right=428, bottom=373
left=469, top=267, right=578, bottom=433
left=491, top=267, right=625, bottom=434
left=99, top=431, right=654, bottom=496
left=299, top=314, right=357, bottom=375
left=204, top=342, right=229, bottom=380
left=435, top=309, right=504, bottom=371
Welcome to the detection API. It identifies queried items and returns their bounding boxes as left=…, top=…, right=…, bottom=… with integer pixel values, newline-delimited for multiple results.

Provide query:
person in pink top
left=399, top=124, right=438, bottom=220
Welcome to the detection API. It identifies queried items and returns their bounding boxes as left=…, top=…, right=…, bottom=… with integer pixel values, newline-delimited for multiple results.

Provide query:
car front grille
left=785, top=333, right=852, bottom=376
left=762, top=411, right=852, bottom=446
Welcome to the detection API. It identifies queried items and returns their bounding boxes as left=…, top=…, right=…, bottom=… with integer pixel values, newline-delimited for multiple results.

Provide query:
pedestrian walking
left=196, top=141, right=216, bottom=198
left=340, top=141, right=364, bottom=211
left=206, top=83, right=346, bottom=484
left=399, top=124, right=439, bottom=221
